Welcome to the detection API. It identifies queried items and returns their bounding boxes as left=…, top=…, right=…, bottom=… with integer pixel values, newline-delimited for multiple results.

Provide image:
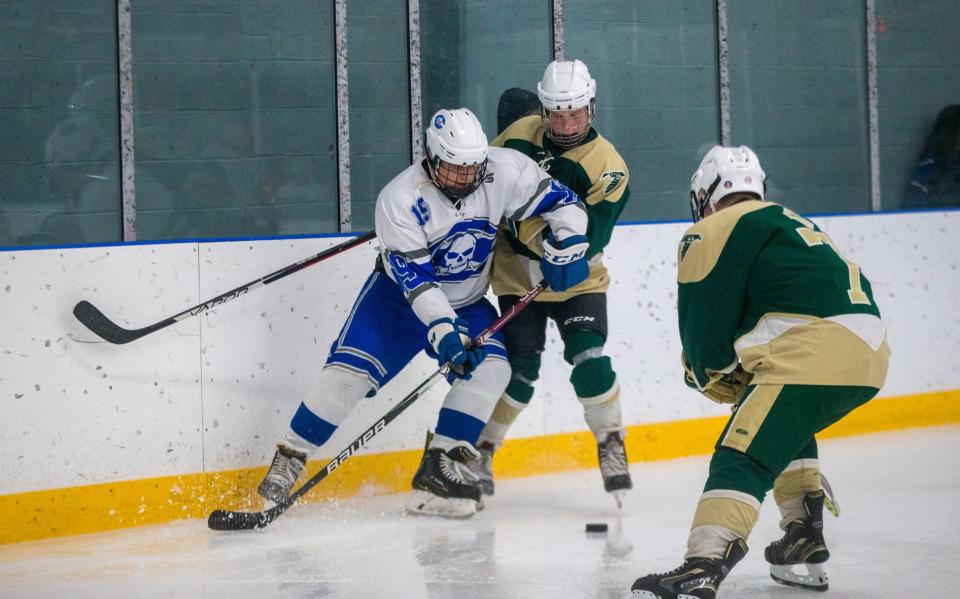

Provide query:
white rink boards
left=0, top=210, right=958, bottom=495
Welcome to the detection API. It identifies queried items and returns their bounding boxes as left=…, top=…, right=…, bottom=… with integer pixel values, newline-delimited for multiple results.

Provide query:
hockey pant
left=281, top=271, right=510, bottom=456
left=685, top=383, right=879, bottom=559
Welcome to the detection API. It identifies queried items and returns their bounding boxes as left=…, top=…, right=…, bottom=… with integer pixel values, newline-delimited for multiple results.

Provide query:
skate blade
left=770, top=563, right=829, bottom=591
left=405, top=490, right=477, bottom=519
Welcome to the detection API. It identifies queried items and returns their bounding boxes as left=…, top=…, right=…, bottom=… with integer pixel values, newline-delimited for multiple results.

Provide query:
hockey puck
left=585, top=522, right=608, bottom=533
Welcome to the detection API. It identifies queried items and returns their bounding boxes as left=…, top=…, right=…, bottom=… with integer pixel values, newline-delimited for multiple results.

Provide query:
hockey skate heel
left=765, top=490, right=830, bottom=592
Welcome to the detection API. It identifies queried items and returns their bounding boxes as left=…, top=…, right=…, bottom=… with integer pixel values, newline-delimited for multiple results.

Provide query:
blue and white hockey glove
left=540, top=233, right=590, bottom=292
left=427, top=317, right=487, bottom=380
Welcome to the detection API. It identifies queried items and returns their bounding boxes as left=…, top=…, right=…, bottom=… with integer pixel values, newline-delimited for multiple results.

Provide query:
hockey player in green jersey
left=467, top=59, right=634, bottom=503
left=630, top=146, right=889, bottom=598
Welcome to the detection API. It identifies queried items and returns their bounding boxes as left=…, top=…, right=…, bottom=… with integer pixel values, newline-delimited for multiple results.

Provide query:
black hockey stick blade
left=73, top=300, right=170, bottom=344
left=205, top=368, right=447, bottom=531
left=72, top=230, right=376, bottom=345
left=208, top=503, right=286, bottom=531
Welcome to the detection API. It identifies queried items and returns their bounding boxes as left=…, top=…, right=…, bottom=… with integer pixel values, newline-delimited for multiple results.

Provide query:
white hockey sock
left=774, top=459, right=822, bottom=528
left=686, top=525, right=743, bottom=561
left=686, top=490, right=760, bottom=559
left=441, top=357, right=511, bottom=439
left=477, top=393, right=527, bottom=447
left=282, top=366, right=374, bottom=456
left=580, top=382, right=624, bottom=442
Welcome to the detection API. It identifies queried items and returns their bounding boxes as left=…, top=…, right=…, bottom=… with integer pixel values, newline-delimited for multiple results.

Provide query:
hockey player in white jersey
left=257, top=108, right=590, bottom=518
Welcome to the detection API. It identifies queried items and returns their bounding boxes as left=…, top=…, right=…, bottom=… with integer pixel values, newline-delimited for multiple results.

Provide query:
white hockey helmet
left=689, top=145, right=766, bottom=222
left=537, top=59, right=596, bottom=148
left=425, top=108, right=489, bottom=200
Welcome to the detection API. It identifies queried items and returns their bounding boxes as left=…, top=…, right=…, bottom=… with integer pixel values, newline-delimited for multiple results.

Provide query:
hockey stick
left=207, top=280, right=548, bottom=531
left=73, top=230, right=376, bottom=344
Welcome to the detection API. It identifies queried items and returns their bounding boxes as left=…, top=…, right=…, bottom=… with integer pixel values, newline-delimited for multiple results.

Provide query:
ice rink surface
left=0, top=426, right=957, bottom=599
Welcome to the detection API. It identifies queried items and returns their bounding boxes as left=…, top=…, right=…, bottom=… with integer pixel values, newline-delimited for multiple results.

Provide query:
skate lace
left=768, top=533, right=790, bottom=550
left=599, top=437, right=629, bottom=477
left=440, top=453, right=479, bottom=484
left=267, top=450, right=303, bottom=484
left=652, top=558, right=709, bottom=579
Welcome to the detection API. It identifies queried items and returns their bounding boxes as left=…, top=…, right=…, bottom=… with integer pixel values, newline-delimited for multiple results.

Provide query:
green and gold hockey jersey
left=678, top=200, right=889, bottom=391
left=489, top=114, right=630, bottom=301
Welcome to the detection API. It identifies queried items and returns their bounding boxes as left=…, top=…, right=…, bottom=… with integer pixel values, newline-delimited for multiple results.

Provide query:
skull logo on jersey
left=427, top=219, right=497, bottom=282
left=438, top=233, right=479, bottom=274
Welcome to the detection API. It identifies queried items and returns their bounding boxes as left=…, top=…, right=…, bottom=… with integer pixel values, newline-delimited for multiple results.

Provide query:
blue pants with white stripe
left=289, top=271, right=508, bottom=449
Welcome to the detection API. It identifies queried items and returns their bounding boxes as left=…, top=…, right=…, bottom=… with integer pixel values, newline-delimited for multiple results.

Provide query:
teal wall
left=2, top=0, right=959, bottom=248
left=728, top=1, right=870, bottom=214
left=348, top=0, right=410, bottom=231
left=0, top=2, right=120, bottom=247
left=131, top=0, right=339, bottom=241
left=421, top=0, right=551, bottom=138
left=877, top=0, right=960, bottom=210
left=565, top=0, right=718, bottom=221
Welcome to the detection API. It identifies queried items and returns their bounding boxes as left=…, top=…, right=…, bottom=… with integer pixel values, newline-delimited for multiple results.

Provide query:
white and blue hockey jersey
left=374, top=146, right=588, bottom=326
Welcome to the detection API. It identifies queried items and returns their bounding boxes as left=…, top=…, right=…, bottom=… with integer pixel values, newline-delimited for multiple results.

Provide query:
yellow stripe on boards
left=818, top=389, right=960, bottom=438
left=1, top=389, right=958, bottom=545
left=0, top=449, right=424, bottom=546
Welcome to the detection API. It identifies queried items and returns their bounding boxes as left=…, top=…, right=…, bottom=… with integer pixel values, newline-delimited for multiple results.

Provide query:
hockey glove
left=681, top=353, right=752, bottom=405
left=702, top=367, right=753, bottom=405
left=541, top=233, right=589, bottom=292
left=427, top=317, right=487, bottom=380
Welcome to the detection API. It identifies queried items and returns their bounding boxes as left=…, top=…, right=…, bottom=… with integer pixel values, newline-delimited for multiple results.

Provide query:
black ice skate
left=257, top=444, right=307, bottom=504
left=765, top=490, right=830, bottom=592
left=406, top=440, right=482, bottom=519
left=470, top=441, right=496, bottom=496
left=631, top=538, right=748, bottom=599
left=598, top=431, right=633, bottom=506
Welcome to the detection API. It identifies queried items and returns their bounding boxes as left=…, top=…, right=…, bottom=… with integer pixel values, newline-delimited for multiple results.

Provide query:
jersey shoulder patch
left=677, top=200, right=771, bottom=284
left=568, top=134, right=629, bottom=200
left=678, top=232, right=702, bottom=265
left=598, top=170, right=626, bottom=195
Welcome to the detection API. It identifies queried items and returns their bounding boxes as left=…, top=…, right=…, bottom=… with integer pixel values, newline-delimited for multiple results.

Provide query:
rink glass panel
left=876, top=0, right=960, bottom=211
left=130, top=0, right=339, bottom=241
left=564, top=0, right=720, bottom=222
left=347, top=0, right=411, bottom=232
left=0, top=1, right=121, bottom=247
left=420, top=0, right=552, bottom=146
left=727, top=1, right=870, bottom=215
